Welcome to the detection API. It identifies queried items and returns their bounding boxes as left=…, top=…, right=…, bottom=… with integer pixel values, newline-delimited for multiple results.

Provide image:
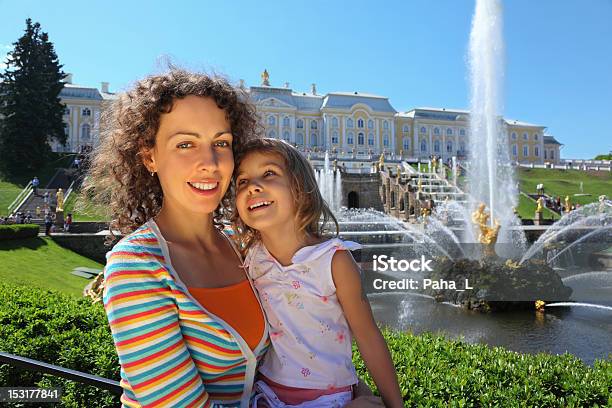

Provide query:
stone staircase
left=14, top=168, right=78, bottom=233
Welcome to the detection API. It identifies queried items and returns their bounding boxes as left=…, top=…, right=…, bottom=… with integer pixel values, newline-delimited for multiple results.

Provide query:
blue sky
left=1, top=0, right=611, bottom=159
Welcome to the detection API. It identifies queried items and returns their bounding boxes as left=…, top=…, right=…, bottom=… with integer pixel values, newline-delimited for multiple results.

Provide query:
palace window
left=357, top=119, right=364, bottom=129
left=283, top=116, right=290, bottom=127
left=420, top=126, right=426, bottom=133
left=347, top=118, right=354, bottom=128
left=550, top=150, right=555, bottom=159
left=523, top=132, right=528, bottom=140
left=297, top=132, right=304, bottom=145
left=311, top=133, right=317, bottom=146
left=446, top=141, right=453, bottom=153
left=447, top=128, right=453, bottom=135
left=534, top=134, right=538, bottom=141
left=420, top=140, right=427, bottom=152
left=368, top=120, right=374, bottom=129
left=434, top=127, right=440, bottom=135
left=512, top=132, right=517, bottom=140
left=544, top=150, right=548, bottom=159
left=535, top=146, right=540, bottom=157
left=383, top=120, right=389, bottom=130
left=460, top=142, right=466, bottom=152
left=82, top=108, right=91, bottom=116
left=512, top=144, right=518, bottom=156
left=434, top=140, right=440, bottom=152
left=460, top=129, right=466, bottom=136
left=383, top=134, right=389, bottom=147
left=81, top=124, right=91, bottom=140
left=368, top=133, right=374, bottom=146
left=283, top=131, right=290, bottom=141
left=310, top=121, right=318, bottom=130
left=403, top=138, right=410, bottom=150
left=523, top=145, right=529, bottom=156
left=358, top=132, right=365, bottom=145
left=64, top=107, right=70, bottom=116
left=332, top=131, right=339, bottom=144
left=268, top=116, right=276, bottom=126
left=332, top=117, right=339, bottom=128
left=402, top=125, right=409, bottom=133
left=347, top=132, right=354, bottom=144
left=297, top=119, right=304, bottom=128
left=268, top=129, right=276, bottom=138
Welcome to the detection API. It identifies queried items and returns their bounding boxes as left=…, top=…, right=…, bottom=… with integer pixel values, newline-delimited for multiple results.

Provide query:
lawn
left=62, top=191, right=108, bottom=221
left=518, top=167, right=612, bottom=206
left=0, top=237, right=103, bottom=297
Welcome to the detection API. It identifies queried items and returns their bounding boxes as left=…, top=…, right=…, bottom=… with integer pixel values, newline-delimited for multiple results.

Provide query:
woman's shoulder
left=105, top=223, right=165, bottom=272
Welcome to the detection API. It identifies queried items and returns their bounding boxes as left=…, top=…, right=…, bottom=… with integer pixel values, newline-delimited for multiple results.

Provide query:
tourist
left=64, top=213, right=72, bottom=232
left=44, top=212, right=53, bottom=235
left=31, top=176, right=40, bottom=196
left=43, top=191, right=49, bottom=206
left=86, top=70, right=380, bottom=408
left=233, top=138, right=403, bottom=408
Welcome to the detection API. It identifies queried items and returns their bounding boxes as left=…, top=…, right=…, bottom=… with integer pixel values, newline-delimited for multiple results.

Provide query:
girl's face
left=235, top=151, right=296, bottom=233
left=143, top=96, right=234, bottom=216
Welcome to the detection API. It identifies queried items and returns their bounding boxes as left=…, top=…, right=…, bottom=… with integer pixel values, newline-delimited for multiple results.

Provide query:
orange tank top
left=188, top=279, right=265, bottom=351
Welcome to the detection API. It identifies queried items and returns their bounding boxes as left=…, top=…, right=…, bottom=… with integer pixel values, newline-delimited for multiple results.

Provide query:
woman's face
left=144, top=95, right=234, bottom=216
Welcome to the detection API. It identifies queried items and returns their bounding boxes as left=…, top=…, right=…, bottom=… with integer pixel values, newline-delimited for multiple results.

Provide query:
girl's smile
left=235, top=152, right=295, bottom=232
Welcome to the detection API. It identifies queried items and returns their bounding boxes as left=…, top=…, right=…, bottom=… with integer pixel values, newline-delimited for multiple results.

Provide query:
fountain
left=311, top=0, right=610, bottom=364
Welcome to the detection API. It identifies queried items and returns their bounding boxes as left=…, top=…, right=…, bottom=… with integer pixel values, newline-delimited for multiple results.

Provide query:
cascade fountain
left=311, top=0, right=611, bottom=364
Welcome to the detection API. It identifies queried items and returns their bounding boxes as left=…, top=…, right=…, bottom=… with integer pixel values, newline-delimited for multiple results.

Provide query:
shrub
left=0, top=224, right=39, bottom=240
left=0, top=282, right=610, bottom=407
left=0, top=282, right=120, bottom=407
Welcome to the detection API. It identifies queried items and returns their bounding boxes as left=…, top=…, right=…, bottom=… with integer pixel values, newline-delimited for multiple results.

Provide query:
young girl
left=233, top=139, right=403, bottom=408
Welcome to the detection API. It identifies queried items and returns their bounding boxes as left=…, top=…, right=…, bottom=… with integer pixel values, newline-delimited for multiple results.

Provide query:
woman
left=88, top=69, right=383, bottom=408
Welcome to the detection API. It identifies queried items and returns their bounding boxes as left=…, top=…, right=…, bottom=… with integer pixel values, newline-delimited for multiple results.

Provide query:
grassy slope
left=518, top=168, right=612, bottom=206
left=62, top=192, right=107, bottom=222
left=0, top=237, right=103, bottom=297
left=0, top=153, right=76, bottom=216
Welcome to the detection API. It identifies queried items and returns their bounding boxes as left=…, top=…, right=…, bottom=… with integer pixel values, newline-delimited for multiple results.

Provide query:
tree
left=0, top=18, right=66, bottom=178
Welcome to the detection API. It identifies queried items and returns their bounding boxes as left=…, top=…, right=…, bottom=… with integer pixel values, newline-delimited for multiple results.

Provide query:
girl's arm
left=332, top=250, right=404, bottom=408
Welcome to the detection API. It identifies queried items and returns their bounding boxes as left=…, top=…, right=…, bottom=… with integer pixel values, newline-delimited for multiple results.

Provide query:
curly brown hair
left=230, top=138, right=339, bottom=251
left=83, top=69, right=261, bottom=241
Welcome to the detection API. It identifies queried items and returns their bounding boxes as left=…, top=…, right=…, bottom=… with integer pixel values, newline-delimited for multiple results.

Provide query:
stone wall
left=51, top=233, right=119, bottom=264
left=340, top=173, right=383, bottom=211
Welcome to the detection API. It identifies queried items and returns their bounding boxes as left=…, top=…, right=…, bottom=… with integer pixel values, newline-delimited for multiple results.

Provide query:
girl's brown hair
left=83, top=69, right=260, bottom=241
left=231, top=138, right=339, bottom=250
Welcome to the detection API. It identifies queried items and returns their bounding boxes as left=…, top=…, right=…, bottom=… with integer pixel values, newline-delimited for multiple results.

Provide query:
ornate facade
left=53, top=72, right=563, bottom=164
left=250, top=73, right=563, bottom=164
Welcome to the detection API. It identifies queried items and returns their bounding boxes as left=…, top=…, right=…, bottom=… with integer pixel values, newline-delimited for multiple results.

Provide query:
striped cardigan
left=103, top=220, right=269, bottom=407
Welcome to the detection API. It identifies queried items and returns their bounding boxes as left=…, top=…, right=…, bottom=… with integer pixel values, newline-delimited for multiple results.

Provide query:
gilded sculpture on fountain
left=471, top=202, right=501, bottom=250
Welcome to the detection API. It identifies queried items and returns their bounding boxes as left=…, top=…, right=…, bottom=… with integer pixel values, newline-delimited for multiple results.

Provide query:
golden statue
left=471, top=203, right=501, bottom=251
left=261, top=69, right=270, bottom=86
left=420, top=207, right=431, bottom=218
left=431, top=156, right=438, bottom=174
left=378, top=153, right=385, bottom=171
left=536, top=196, right=544, bottom=213
left=564, top=195, right=571, bottom=213
left=85, top=272, right=105, bottom=304
left=56, top=188, right=64, bottom=212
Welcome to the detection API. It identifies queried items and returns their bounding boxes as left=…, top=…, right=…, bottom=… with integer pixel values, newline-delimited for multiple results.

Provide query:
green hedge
left=0, top=282, right=610, bottom=407
left=0, top=224, right=39, bottom=240
left=0, top=282, right=120, bottom=407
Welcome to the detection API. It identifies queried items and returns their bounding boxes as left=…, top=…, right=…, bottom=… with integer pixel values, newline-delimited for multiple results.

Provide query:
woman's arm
left=332, top=250, right=404, bottom=408
left=103, top=245, right=213, bottom=407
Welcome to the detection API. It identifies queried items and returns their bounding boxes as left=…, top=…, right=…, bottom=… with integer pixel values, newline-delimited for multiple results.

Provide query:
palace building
left=54, top=72, right=563, bottom=164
